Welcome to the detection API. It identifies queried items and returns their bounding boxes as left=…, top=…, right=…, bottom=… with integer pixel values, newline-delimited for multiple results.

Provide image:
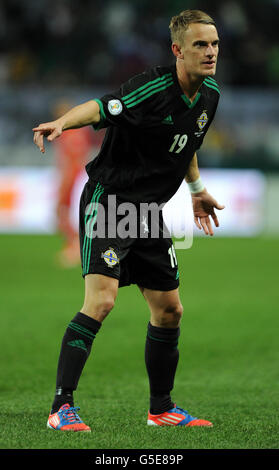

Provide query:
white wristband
left=187, top=176, right=205, bottom=194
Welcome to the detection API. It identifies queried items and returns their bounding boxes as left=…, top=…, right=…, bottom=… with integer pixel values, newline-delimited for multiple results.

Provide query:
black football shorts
left=79, top=180, right=179, bottom=291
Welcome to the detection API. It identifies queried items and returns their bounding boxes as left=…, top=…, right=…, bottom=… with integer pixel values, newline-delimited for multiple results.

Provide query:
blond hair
left=169, top=10, right=216, bottom=45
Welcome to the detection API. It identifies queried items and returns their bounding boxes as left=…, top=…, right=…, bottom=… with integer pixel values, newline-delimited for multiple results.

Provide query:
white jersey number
left=169, top=134, right=188, bottom=154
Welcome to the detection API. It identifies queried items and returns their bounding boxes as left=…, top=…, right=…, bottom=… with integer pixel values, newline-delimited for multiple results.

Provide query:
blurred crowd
left=1, top=0, right=279, bottom=88
left=0, top=0, right=279, bottom=172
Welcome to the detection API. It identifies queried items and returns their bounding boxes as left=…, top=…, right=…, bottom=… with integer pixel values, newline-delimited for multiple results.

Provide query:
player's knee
left=98, top=296, right=115, bottom=316
left=95, top=293, right=115, bottom=318
left=167, top=302, right=183, bottom=327
left=159, top=301, right=183, bottom=328
left=81, top=290, right=116, bottom=322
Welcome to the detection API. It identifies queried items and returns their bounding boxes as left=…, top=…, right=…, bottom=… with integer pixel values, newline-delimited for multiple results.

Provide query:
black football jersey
left=86, top=64, right=220, bottom=205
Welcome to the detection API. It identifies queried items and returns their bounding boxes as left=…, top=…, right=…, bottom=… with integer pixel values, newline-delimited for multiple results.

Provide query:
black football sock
left=51, top=312, right=101, bottom=413
left=145, top=322, right=180, bottom=414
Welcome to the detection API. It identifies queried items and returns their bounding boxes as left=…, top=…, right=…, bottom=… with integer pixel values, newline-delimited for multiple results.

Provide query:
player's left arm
left=185, top=153, right=225, bottom=236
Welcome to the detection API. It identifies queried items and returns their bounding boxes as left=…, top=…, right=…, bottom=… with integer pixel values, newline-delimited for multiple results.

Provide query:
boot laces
left=62, top=406, right=82, bottom=424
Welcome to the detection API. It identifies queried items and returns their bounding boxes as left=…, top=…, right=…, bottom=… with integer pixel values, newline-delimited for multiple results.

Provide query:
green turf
left=0, top=234, right=278, bottom=449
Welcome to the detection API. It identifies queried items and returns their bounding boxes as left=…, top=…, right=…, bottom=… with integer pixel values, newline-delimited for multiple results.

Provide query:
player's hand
left=191, top=189, right=225, bottom=236
left=32, top=120, right=63, bottom=153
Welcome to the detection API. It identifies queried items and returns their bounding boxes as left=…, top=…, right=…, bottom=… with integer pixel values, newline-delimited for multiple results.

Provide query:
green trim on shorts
left=82, top=182, right=104, bottom=275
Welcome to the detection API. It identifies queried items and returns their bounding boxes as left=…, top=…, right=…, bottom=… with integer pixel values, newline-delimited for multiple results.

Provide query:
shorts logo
left=197, top=111, right=208, bottom=130
left=108, top=99, right=123, bottom=115
left=141, top=215, right=149, bottom=234
left=101, top=248, right=119, bottom=268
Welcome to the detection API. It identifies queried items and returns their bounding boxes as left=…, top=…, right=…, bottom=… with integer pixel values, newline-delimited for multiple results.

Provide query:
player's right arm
left=33, top=100, right=101, bottom=153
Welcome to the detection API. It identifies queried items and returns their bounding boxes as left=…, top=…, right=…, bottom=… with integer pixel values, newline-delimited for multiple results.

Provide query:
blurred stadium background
left=0, top=0, right=279, bottom=237
left=0, top=0, right=279, bottom=450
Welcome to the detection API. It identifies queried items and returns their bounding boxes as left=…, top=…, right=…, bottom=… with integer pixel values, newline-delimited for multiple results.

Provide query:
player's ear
left=171, top=43, right=184, bottom=59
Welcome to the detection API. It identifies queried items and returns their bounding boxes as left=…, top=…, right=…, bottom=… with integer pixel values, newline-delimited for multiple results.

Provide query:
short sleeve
left=93, top=68, right=175, bottom=130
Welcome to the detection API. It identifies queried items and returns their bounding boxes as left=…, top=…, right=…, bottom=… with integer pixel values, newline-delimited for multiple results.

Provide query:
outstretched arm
left=33, top=100, right=101, bottom=153
left=185, top=153, right=225, bottom=236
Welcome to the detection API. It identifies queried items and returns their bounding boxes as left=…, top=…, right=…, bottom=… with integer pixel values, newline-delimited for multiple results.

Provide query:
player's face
left=179, top=23, right=219, bottom=77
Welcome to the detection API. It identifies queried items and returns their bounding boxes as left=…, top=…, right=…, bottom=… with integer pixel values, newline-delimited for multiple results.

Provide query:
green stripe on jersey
left=203, top=79, right=220, bottom=94
left=122, top=74, right=174, bottom=108
left=124, top=76, right=173, bottom=105
left=125, top=80, right=174, bottom=108
left=122, top=73, right=172, bottom=102
left=205, top=76, right=219, bottom=86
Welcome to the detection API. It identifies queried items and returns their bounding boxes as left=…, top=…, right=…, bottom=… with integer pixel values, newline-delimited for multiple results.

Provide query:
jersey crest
left=197, top=110, right=208, bottom=130
left=101, top=248, right=119, bottom=267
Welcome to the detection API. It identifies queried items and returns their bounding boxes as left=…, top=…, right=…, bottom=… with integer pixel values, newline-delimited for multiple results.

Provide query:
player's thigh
left=80, top=273, right=119, bottom=322
left=140, top=287, right=183, bottom=328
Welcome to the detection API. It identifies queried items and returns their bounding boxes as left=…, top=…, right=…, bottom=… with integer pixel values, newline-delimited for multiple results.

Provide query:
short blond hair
left=169, top=10, right=216, bottom=45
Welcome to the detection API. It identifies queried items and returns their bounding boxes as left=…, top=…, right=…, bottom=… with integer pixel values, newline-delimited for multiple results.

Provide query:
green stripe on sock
left=148, top=333, right=178, bottom=346
left=68, top=322, right=96, bottom=340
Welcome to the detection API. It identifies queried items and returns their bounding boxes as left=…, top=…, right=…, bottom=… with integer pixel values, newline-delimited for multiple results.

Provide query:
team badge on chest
left=197, top=110, right=208, bottom=130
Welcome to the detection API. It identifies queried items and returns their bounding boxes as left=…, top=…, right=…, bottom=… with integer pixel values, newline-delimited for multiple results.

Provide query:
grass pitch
left=0, top=234, right=278, bottom=450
